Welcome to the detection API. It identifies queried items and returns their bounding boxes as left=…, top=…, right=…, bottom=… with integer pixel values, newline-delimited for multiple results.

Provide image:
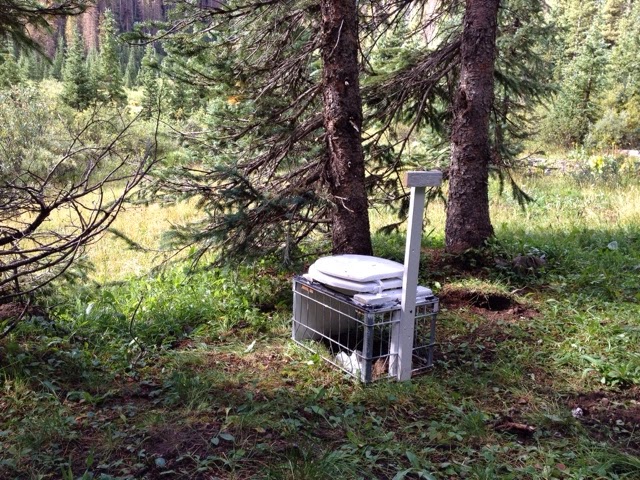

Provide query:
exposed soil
left=145, top=422, right=222, bottom=459
left=435, top=287, right=539, bottom=366
left=422, top=246, right=506, bottom=280
left=568, top=388, right=640, bottom=452
left=0, top=302, right=48, bottom=323
left=0, top=302, right=28, bottom=319
left=201, top=350, right=291, bottom=377
left=440, top=287, right=539, bottom=321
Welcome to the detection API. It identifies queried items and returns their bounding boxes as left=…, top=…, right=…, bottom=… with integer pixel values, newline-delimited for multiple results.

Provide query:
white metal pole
left=394, top=171, right=442, bottom=381
left=397, top=185, right=425, bottom=380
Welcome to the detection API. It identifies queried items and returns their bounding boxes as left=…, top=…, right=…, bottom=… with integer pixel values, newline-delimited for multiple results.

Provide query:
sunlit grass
left=490, top=174, right=640, bottom=233
left=57, top=170, right=639, bottom=284
left=88, top=199, right=202, bottom=282
left=37, top=189, right=203, bottom=282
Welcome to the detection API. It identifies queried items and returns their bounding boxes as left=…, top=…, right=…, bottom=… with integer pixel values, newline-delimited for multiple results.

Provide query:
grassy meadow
left=1, top=162, right=640, bottom=479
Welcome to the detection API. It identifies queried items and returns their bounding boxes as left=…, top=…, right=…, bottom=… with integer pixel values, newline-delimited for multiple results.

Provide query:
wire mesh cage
left=292, top=276, right=438, bottom=382
left=412, top=300, right=439, bottom=374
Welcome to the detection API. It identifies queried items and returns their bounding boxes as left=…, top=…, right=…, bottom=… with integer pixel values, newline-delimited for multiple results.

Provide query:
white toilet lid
left=307, top=265, right=403, bottom=294
left=311, top=255, right=404, bottom=282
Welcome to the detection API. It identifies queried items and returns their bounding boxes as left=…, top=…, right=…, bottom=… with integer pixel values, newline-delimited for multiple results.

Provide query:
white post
left=392, top=171, right=442, bottom=381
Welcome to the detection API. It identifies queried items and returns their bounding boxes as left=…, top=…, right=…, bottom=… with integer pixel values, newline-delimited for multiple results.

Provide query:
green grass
left=1, top=164, right=640, bottom=479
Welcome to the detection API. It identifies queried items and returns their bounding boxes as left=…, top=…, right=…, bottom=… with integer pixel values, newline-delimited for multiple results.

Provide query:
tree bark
left=320, top=0, right=373, bottom=255
left=445, top=0, right=499, bottom=254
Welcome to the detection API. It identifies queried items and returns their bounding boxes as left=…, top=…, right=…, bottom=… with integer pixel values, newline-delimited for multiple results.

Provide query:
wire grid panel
left=411, top=298, right=439, bottom=374
left=292, top=277, right=400, bottom=382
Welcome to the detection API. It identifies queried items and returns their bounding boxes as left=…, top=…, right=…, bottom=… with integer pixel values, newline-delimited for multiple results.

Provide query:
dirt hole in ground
left=441, top=289, right=513, bottom=312
left=471, top=293, right=513, bottom=311
left=439, top=287, right=538, bottom=322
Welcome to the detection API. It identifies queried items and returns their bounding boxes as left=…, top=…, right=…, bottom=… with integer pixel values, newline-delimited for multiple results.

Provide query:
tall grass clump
left=47, top=262, right=292, bottom=368
left=485, top=164, right=640, bottom=388
left=489, top=171, right=640, bottom=300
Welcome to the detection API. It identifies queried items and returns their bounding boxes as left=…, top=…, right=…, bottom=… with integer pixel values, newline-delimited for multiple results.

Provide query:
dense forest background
left=7, top=0, right=639, bottom=151
left=5, top=0, right=639, bottom=134
left=4, top=0, right=639, bottom=169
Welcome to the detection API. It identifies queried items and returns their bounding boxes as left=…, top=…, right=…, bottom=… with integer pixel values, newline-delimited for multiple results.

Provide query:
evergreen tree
left=367, top=17, right=422, bottom=77
left=85, top=46, right=99, bottom=92
left=123, top=46, right=138, bottom=87
left=165, top=79, right=203, bottom=120
left=596, top=1, right=640, bottom=147
left=605, top=2, right=640, bottom=104
left=361, top=4, right=464, bottom=218
left=546, top=21, right=608, bottom=147
left=554, top=0, right=600, bottom=58
left=142, top=0, right=556, bottom=260
left=364, top=0, right=552, bottom=217
left=17, top=49, right=33, bottom=79
left=0, top=39, right=23, bottom=88
left=143, top=0, right=365, bottom=260
left=17, top=48, right=48, bottom=81
left=61, top=24, right=95, bottom=110
left=138, top=44, right=159, bottom=119
left=40, top=53, right=50, bottom=79
left=492, top=0, right=555, bottom=166
left=120, top=43, right=130, bottom=73
left=320, top=0, right=372, bottom=254
left=445, top=0, right=500, bottom=253
left=51, top=35, right=65, bottom=80
left=601, top=0, right=626, bottom=44
left=97, top=9, right=126, bottom=104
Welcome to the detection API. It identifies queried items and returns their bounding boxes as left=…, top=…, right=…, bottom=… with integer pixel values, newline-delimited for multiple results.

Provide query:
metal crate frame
left=292, top=276, right=438, bottom=382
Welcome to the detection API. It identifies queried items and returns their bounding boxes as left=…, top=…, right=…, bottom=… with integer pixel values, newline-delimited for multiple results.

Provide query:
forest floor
left=1, top=169, right=640, bottom=479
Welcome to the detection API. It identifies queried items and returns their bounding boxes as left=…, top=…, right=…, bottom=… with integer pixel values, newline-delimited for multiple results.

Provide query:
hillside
left=33, top=0, right=220, bottom=55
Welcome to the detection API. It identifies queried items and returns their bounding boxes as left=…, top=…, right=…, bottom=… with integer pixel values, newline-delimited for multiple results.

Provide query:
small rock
left=512, top=254, right=546, bottom=274
left=571, top=407, right=584, bottom=418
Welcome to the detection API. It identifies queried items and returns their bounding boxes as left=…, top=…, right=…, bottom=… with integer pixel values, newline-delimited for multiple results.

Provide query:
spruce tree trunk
left=445, top=0, right=499, bottom=254
left=320, top=0, right=373, bottom=255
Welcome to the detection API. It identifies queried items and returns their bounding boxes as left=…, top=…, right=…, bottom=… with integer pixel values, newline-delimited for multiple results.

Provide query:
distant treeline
left=31, top=0, right=219, bottom=56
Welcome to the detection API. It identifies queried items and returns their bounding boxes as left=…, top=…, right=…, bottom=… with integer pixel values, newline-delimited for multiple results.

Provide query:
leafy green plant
left=161, top=370, right=217, bottom=410
left=582, top=354, right=640, bottom=387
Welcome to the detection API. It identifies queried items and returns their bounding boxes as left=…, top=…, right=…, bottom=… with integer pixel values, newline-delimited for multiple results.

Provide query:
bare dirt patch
left=145, top=421, right=222, bottom=460
left=200, top=349, right=290, bottom=377
left=0, top=302, right=28, bottom=319
left=569, top=388, right=640, bottom=452
left=440, top=287, right=538, bottom=321
left=437, top=287, right=539, bottom=365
